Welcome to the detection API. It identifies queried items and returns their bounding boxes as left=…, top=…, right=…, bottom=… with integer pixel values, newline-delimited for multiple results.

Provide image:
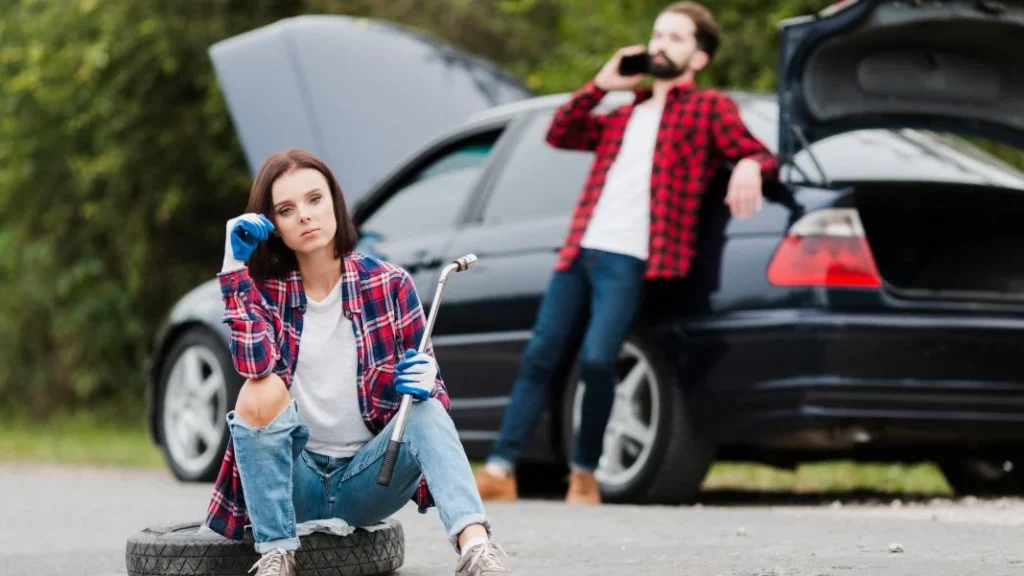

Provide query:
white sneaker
left=248, top=548, right=297, bottom=576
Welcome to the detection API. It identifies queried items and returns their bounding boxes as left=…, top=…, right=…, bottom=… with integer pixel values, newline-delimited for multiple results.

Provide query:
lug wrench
left=377, top=253, right=478, bottom=486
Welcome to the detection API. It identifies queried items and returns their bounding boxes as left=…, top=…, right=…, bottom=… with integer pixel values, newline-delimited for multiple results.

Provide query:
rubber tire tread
left=125, top=519, right=403, bottom=576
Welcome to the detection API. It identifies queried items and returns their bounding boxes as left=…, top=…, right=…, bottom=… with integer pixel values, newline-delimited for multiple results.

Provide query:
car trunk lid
left=777, top=0, right=1024, bottom=164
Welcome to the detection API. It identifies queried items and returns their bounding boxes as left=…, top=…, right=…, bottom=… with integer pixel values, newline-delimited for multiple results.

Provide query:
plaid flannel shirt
left=204, top=252, right=450, bottom=541
left=547, top=79, right=779, bottom=279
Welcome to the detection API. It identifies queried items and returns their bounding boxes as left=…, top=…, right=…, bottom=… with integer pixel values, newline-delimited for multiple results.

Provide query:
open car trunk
left=777, top=0, right=1024, bottom=163
left=856, top=181, right=1024, bottom=300
left=778, top=0, right=1024, bottom=302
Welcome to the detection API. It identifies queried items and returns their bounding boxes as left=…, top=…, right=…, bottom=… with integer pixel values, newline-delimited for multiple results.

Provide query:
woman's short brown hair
left=662, top=1, right=721, bottom=60
left=244, top=149, right=359, bottom=280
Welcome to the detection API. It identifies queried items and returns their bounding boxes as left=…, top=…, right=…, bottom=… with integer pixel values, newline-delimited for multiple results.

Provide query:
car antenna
left=790, top=124, right=831, bottom=187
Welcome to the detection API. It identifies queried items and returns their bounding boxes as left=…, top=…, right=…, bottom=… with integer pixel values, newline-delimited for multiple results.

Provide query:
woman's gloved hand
left=222, top=213, right=275, bottom=272
left=394, top=349, right=437, bottom=402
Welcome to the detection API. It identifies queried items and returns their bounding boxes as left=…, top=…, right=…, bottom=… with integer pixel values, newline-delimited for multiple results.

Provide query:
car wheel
left=158, top=328, right=241, bottom=482
left=939, top=457, right=1024, bottom=495
left=560, top=329, right=715, bottom=504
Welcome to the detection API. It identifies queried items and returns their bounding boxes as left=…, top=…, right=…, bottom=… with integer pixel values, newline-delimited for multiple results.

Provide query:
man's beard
left=648, top=52, right=687, bottom=79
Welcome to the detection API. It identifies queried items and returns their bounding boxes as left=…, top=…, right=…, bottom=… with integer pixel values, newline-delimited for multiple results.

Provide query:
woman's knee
left=234, top=373, right=291, bottom=427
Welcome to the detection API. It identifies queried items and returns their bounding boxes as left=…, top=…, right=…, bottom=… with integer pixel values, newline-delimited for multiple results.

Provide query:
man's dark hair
left=661, top=1, right=721, bottom=60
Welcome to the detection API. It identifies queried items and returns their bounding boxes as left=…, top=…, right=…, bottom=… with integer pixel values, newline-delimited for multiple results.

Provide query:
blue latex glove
left=222, top=214, right=274, bottom=271
left=230, top=214, right=275, bottom=261
left=394, top=348, right=437, bottom=402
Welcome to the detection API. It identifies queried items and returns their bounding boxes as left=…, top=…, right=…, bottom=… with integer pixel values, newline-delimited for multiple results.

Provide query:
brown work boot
left=248, top=549, right=297, bottom=576
left=473, top=466, right=518, bottom=501
left=565, top=469, right=601, bottom=504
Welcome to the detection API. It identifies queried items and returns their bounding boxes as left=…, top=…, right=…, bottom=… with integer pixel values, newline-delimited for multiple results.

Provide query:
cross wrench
left=377, top=254, right=478, bottom=486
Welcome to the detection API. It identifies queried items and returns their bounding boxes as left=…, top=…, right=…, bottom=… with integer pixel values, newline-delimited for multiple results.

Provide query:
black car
left=147, top=1, right=1024, bottom=502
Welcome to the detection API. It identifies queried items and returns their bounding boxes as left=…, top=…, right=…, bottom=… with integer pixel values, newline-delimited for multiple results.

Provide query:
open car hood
left=777, top=0, right=1024, bottom=162
left=209, top=15, right=531, bottom=205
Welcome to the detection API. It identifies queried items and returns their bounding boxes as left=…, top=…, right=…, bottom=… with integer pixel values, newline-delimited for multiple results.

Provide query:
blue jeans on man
left=485, top=248, right=646, bottom=488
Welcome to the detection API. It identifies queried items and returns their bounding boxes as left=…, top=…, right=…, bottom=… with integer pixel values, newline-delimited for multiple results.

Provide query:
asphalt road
left=2, top=462, right=1024, bottom=576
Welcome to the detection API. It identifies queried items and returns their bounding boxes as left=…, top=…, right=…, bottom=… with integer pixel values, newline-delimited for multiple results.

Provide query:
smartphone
left=618, top=52, right=650, bottom=76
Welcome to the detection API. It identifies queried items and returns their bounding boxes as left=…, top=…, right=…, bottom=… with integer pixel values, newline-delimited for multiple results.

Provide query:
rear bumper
left=682, top=309, right=1024, bottom=447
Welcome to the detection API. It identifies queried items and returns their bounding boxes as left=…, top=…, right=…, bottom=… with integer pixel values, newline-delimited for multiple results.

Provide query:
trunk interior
left=855, top=182, right=1024, bottom=301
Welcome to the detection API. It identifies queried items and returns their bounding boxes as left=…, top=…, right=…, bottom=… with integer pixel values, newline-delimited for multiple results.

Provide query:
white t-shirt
left=289, top=278, right=373, bottom=458
left=579, top=104, right=663, bottom=261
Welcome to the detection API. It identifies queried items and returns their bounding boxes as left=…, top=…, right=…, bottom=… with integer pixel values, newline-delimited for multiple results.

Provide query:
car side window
left=358, top=133, right=499, bottom=242
left=479, top=112, right=593, bottom=225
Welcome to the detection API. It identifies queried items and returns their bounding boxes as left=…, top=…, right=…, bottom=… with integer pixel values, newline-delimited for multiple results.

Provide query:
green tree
left=0, top=0, right=298, bottom=416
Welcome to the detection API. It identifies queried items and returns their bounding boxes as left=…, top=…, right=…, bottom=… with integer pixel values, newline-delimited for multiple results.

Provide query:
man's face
left=647, top=12, right=707, bottom=79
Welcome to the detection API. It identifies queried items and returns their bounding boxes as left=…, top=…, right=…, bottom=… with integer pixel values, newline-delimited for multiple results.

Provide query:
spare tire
left=125, top=519, right=404, bottom=576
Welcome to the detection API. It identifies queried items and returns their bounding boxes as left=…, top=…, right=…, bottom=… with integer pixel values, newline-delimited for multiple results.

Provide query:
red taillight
left=767, top=208, right=881, bottom=288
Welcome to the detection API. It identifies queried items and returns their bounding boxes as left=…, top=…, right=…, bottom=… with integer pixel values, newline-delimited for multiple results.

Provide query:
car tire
left=125, top=519, right=404, bottom=576
left=560, top=329, right=715, bottom=504
left=157, top=328, right=242, bottom=483
left=939, top=457, right=1024, bottom=496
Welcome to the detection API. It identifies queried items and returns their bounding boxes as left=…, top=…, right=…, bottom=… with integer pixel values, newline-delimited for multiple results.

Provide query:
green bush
left=0, top=0, right=290, bottom=417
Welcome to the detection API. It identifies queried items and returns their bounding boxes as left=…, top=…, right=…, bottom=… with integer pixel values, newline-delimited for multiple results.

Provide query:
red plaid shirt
left=546, top=80, right=779, bottom=279
left=204, top=252, right=449, bottom=541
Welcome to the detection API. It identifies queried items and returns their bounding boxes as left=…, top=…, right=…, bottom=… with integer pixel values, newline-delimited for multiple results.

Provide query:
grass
left=701, top=461, right=954, bottom=496
left=0, top=416, right=954, bottom=497
left=0, top=413, right=164, bottom=469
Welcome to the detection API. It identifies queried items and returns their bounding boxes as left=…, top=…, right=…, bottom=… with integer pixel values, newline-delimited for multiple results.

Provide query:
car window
left=480, top=112, right=593, bottom=224
left=358, top=133, right=499, bottom=242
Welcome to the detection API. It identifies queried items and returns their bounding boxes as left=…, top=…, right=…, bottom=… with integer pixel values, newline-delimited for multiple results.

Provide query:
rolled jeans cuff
left=570, top=461, right=597, bottom=474
left=484, top=456, right=515, bottom=475
left=446, top=513, right=491, bottom=554
left=255, top=537, right=300, bottom=554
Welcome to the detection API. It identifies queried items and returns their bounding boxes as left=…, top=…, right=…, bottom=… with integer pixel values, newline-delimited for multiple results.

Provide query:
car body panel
left=682, top=308, right=1024, bottom=449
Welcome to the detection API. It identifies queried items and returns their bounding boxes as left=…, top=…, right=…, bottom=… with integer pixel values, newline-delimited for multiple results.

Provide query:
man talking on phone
left=474, top=1, right=778, bottom=504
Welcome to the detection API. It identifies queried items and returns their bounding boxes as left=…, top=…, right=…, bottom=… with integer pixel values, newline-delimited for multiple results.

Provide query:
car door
left=354, top=126, right=507, bottom=303
left=426, top=110, right=595, bottom=458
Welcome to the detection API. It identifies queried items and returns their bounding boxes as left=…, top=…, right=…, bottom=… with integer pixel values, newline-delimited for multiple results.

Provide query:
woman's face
left=269, top=167, right=338, bottom=255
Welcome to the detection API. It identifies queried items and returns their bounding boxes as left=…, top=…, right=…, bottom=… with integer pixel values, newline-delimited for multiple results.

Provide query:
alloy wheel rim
left=162, top=345, right=227, bottom=477
left=571, top=341, right=661, bottom=490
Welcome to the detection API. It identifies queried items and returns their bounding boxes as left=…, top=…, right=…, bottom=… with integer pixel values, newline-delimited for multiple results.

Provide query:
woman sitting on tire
left=203, top=149, right=511, bottom=576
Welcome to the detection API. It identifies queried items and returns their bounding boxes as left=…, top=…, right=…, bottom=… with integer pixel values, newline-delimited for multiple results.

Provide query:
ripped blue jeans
left=228, top=398, right=490, bottom=554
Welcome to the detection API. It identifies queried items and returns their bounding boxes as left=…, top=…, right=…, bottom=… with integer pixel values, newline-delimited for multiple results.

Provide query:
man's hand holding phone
left=594, top=45, right=648, bottom=91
